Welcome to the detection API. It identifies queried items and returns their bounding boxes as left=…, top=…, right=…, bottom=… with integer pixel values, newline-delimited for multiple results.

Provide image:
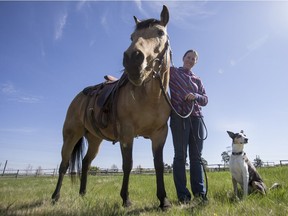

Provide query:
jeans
left=170, top=112, right=206, bottom=201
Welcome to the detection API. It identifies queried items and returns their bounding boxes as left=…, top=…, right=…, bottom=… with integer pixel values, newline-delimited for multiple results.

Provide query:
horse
left=51, top=5, right=172, bottom=210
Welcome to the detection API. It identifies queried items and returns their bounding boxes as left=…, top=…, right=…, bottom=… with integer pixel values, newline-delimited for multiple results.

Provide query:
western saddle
left=82, top=73, right=128, bottom=142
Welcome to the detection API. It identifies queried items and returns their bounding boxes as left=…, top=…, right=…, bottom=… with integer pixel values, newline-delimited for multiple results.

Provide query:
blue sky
left=1, top=1, right=288, bottom=170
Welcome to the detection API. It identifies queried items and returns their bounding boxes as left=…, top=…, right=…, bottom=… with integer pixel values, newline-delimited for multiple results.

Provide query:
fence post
left=2, top=160, right=8, bottom=176
left=16, top=170, right=19, bottom=178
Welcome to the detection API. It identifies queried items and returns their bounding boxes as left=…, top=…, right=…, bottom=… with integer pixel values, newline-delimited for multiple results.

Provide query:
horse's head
left=123, top=5, right=169, bottom=86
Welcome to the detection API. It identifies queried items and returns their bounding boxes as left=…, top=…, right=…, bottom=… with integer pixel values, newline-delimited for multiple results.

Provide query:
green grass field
left=0, top=166, right=287, bottom=216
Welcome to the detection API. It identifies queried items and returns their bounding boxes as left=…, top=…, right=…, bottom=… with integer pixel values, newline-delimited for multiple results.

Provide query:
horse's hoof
left=79, top=191, right=86, bottom=196
left=122, top=199, right=132, bottom=208
left=51, top=194, right=60, bottom=205
left=159, top=198, right=172, bottom=211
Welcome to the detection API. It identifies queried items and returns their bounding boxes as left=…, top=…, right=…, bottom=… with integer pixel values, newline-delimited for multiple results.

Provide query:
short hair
left=183, top=49, right=198, bottom=61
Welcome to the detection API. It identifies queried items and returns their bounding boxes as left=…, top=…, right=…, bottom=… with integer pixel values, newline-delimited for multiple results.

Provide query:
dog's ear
left=227, top=131, right=235, bottom=139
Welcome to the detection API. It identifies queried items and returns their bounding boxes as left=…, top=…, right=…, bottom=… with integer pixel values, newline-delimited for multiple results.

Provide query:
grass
left=0, top=166, right=287, bottom=215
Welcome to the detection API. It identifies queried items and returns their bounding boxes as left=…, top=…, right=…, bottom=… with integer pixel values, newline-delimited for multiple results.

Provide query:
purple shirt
left=169, top=67, right=208, bottom=117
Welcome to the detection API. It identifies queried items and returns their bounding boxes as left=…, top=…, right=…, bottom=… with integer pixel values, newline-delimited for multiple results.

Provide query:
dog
left=227, top=130, right=267, bottom=199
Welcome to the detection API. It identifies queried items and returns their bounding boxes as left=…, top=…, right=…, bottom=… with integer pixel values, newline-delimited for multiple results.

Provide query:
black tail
left=69, top=137, right=86, bottom=182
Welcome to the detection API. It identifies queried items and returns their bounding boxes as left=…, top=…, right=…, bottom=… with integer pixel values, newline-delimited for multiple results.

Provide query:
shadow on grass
left=0, top=200, right=44, bottom=215
left=125, top=205, right=163, bottom=215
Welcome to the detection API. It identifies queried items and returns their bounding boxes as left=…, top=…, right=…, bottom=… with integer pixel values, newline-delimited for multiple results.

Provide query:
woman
left=169, top=49, right=208, bottom=204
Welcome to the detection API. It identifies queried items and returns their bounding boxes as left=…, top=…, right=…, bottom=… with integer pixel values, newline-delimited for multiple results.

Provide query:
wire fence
left=1, top=159, right=287, bottom=179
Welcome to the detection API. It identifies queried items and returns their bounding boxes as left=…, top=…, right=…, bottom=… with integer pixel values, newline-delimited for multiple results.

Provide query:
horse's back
left=63, top=91, right=88, bottom=131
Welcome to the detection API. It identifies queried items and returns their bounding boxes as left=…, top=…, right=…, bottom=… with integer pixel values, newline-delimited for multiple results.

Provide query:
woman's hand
left=185, top=93, right=197, bottom=101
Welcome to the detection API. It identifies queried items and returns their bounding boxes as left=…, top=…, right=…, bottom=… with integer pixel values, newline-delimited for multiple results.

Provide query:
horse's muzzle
left=123, top=50, right=145, bottom=86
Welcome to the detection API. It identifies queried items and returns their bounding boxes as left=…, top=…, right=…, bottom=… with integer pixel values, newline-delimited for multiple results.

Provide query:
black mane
left=135, top=18, right=161, bottom=30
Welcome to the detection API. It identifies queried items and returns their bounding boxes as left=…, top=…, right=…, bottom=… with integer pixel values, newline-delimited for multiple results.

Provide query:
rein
left=151, top=40, right=209, bottom=199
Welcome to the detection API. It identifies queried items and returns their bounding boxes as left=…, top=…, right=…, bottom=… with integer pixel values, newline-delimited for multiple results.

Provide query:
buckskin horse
left=52, top=5, right=171, bottom=210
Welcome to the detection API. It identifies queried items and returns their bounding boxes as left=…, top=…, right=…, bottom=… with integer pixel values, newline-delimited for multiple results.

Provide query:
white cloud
left=142, top=1, right=216, bottom=28
left=218, top=68, right=224, bottom=74
left=55, top=12, right=68, bottom=41
left=1, top=82, right=17, bottom=94
left=76, top=0, right=88, bottom=11
left=1, top=82, right=42, bottom=104
left=100, top=11, right=112, bottom=36
left=0, top=127, right=37, bottom=133
left=230, top=59, right=236, bottom=67
left=246, top=34, right=269, bottom=52
left=228, top=34, right=269, bottom=68
left=9, top=96, right=41, bottom=104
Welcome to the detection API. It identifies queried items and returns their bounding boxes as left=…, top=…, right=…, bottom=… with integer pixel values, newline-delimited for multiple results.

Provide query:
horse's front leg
left=151, top=124, right=171, bottom=210
left=120, top=140, right=133, bottom=207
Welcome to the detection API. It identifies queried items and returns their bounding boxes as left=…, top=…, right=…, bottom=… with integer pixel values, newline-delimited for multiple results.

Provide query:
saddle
left=83, top=73, right=128, bottom=139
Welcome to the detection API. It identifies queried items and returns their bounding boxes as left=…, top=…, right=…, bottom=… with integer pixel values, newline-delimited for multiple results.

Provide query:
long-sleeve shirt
left=169, top=66, right=208, bottom=117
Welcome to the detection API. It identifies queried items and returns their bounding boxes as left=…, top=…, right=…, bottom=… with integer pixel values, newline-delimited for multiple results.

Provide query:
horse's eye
left=158, top=30, right=165, bottom=37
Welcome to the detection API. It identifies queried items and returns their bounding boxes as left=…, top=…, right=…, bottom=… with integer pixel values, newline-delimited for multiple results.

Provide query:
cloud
left=0, top=127, right=37, bottom=133
left=218, top=68, right=224, bottom=74
left=9, top=96, right=42, bottom=104
left=1, top=82, right=42, bottom=104
left=55, top=12, right=68, bottom=41
left=133, top=0, right=150, bottom=18
left=100, top=10, right=112, bottom=36
left=247, top=34, right=269, bottom=52
left=76, top=0, right=88, bottom=11
left=230, top=34, right=270, bottom=67
left=141, top=1, right=215, bottom=28
left=1, top=82, right=16, bottom=94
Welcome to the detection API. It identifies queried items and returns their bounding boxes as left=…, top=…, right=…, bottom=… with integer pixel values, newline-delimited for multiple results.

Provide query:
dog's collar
left=232, top=151, right=243, bottom=155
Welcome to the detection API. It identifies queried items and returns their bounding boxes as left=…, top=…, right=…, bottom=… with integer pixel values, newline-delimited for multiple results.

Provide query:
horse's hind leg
left=79, top=132, right=102, bottom=196
left=52, top=132, right=83, bottom=203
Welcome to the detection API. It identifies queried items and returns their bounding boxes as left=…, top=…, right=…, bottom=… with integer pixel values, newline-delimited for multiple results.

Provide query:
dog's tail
left=269, top=182, right=281, bottom=190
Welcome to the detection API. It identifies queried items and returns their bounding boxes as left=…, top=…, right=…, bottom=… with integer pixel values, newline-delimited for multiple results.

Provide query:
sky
left=1, top=1, right=288, bottom=171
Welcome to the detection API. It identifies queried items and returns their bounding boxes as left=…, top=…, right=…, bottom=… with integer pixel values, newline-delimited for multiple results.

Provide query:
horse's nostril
left=123, top=52, right=129, bottom=68
left=132, top=50, right=144, bottom=65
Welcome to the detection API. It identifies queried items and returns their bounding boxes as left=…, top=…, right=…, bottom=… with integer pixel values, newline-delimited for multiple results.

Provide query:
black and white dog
left=227, top=130, right=267, bottom=199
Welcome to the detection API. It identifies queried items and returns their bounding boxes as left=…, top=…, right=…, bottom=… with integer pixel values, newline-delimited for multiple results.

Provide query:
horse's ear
left=160, top=5, right=169, bottom=26
left=133, top=16, right=140, bottom=25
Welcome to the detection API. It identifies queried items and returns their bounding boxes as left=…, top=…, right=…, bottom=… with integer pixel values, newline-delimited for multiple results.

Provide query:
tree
left=221, top=151, right=230, bottom=166
left=111, top=164, right=118, bottom=172
left=25, top=164, right=33, bottom=176
left=89, top=166, right=100, bottom=175
left=254, top=155, right=263, bottom=168
left=136, top=165, right=142, bottom=174
left=35, top=166, right=43, bottom=176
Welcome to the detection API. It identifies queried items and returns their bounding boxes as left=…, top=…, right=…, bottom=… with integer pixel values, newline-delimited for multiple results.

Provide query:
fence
left=1, top=160, right=287, bottom=178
